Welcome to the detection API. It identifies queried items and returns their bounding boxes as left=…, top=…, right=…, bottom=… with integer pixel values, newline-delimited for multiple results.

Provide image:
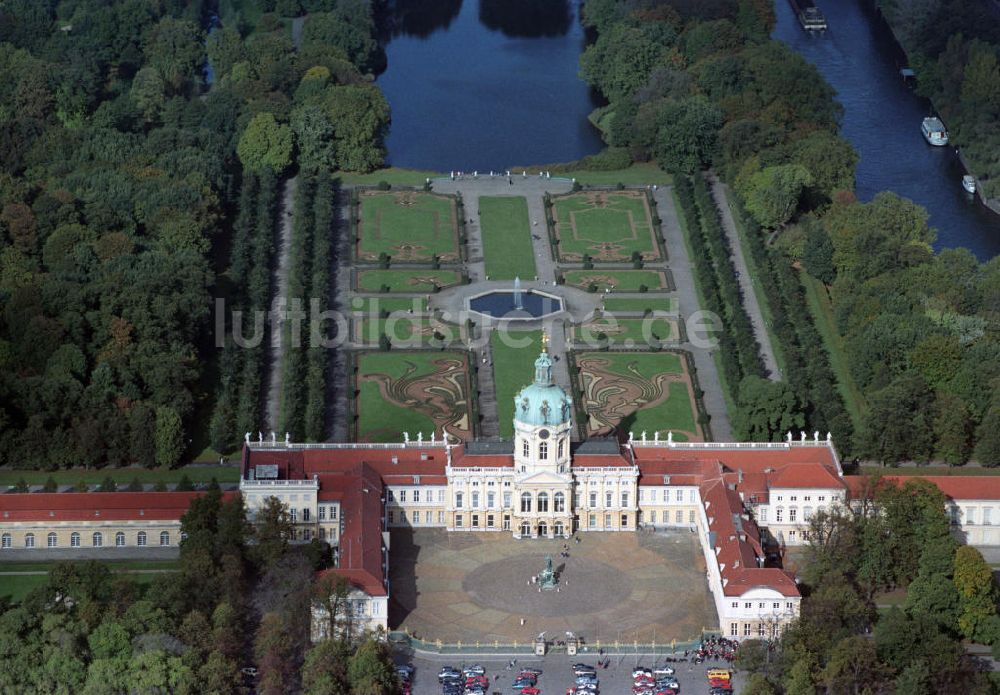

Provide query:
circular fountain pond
left=467, top=290, right=564, bottom=321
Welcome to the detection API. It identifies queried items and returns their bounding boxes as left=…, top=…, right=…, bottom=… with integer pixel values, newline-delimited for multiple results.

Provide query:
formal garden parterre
left=572, top=351, right=704, bottom=442
left=549, top=190, right=663, bottom=262
left=355, top=190, right=460, bottom=262
left=353, top=351, right=475, bottom=443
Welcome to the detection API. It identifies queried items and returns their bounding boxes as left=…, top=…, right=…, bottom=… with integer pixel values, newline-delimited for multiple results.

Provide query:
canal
left=773, top=0, right=1000, bottom=259
left=375, top=0, right=604, bottom=173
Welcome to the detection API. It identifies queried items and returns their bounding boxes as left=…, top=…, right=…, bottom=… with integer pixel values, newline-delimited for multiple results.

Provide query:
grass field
left=575, top=351, right=700, bottom=440
left=357, top=269, right=461, bottom=293
left=802, top=273, right=866, bottom=429
left=356, top=351, right=473, bottom=442
left=479, top=197, right=537, bottom=279
left=0, top=465, right=238, bottom=488
left=572, top=318, right=678, bottom=348
left=552, top=191, right=660, bottom=262
left=562, top=270, right=668, bottom=291
left=358, top=191, right=459, bottom=261
left=601, top=297, right=678, bottom=315
left=348, top=297, right=427, bottom=315
left=490, top=330, right=544, bottom=438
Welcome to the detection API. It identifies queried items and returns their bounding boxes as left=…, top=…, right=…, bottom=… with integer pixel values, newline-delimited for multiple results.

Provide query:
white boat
left=922, top=117, right=949, bottom=146
left=962, top=175, right=976, bottom=194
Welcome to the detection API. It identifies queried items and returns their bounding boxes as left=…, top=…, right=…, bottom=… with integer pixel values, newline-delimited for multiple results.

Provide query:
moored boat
left=962, top=175, right=976, bottom=195
left=921, top=117, right=949, bottom=146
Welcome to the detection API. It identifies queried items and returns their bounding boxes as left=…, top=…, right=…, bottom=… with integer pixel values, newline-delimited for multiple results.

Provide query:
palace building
left=5, top=343, right=1000, bottom=642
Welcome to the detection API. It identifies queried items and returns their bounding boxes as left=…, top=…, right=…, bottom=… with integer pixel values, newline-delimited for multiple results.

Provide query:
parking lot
left=396, top=652, right=744, bottom=695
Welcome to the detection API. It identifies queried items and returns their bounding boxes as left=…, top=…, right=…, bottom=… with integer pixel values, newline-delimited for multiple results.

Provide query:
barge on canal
left=790, top=0, right=828, bottom=31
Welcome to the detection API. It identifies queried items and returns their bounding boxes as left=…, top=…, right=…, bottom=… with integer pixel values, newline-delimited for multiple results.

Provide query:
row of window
left=388, top=510, right=445, bottom=525
left=638, top=489, right=698, bottom=504
left=952, top=506, right=995, bottom=525
left=521, top=439, right=565, bottom=460
left=729, top=622, right=790, bottom=638
left=317, top=505, right=338, bottom=521
left=389, top=489, right=447, bottom=503
left=773, top=494, right=830, bottom=503
left=731, top=601, right=794, bottom=611
left=763, top=506, right=816, bottom=524
left=454, top=491, right=572, bottom=513
left=639, top=510, right=695, bottom=524
left=2, top=531, right=172, bottom=549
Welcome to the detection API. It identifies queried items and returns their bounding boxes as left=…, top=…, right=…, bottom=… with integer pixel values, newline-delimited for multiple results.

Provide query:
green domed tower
left=513, top=334, right=572, bottom=475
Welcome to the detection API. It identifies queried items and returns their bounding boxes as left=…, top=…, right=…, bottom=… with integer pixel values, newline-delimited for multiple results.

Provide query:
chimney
left=738, top=470, right=744, bottom=484
left=391, top=456, right=398, bottom=465
left=734, top=560, right=740, bottom=568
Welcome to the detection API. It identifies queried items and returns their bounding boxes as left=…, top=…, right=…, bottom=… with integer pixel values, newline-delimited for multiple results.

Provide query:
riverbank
left=872, top=1, right=1000, bottom=218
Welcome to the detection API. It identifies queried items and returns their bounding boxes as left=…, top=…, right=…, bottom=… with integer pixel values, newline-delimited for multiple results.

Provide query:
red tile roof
left=767, top=463, right=845, bottom=490
left=0, top=491, right=236, bottom=522
left=845, top=475, right=1000, bottom=502
left=320, top=463, right=387, bottom=597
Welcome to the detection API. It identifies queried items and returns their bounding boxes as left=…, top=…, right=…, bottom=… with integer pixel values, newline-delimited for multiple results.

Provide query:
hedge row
left=210, top=171, right=281, bottom=453
left=690, top=176, right=765, bottom=380
left=733, top=203, right=856, bottom=451
left=673, top=177, right=764, bottom=406
left=278, top=176, right=318, bottom=440
left=279, top=172, right=338, bottom=442
left=303, top=171, right=336, bottom=442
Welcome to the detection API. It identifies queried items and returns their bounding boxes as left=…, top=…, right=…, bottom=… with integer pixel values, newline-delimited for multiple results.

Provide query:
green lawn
left=575, top=352, right=698, bottom=438
left=356, top=318, right=459, bottom=346
left=601, top=297, right=678, bottom=315
left=358, top=191, right=459, bottom=261
left=348, top=296, right=428, bottom=315
left=552, top=192, right=660, bottom=262
left=479, top=197, right=537, bottom=280
left=562, top=270, right=667, bottom=291
left=573, top=318, right=678, bottom=348
left=0, top=465, right=238, bottom=488
left=357, top=269, right=461, bottom=293
left=356, top=351, right=471, bottom=442
left=490, top=330, right=545, bottom=438
left=801, top=273, right=866, bottom=429
left=0, top=560, right=180, bottom=603
left=336, top=168, right=442, bottom=186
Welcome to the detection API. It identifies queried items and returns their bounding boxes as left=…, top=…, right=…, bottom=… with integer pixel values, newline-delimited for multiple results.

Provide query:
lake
left=773, top=0, right=1000, bottom=259
left=375, top=0, right=605, bottom=172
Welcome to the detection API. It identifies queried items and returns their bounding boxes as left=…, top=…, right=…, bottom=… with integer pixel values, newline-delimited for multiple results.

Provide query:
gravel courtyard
left=388, top=529, right=716, bottom=646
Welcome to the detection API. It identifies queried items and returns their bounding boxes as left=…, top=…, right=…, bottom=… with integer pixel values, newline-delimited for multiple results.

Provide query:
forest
left=738, top=476, right=1000, bottom=694
left=580, top=0, right=1000, bottom=464
left=0, top=489, right=398, bottom=694
left=0, top=0, right=388, bottom=470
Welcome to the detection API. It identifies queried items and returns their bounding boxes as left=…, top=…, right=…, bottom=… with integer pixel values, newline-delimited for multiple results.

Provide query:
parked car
left=573, top=664, right=596, bottom=675
left=653, top=667, right=675, bottom=676
left=632, top=668, right=652, bottom=678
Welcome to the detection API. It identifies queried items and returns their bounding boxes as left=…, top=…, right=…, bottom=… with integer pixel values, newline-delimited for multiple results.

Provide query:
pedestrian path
left=708, top=176, right=782, bottom=381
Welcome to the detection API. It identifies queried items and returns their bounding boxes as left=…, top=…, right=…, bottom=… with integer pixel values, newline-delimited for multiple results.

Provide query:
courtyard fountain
left=513, top=276, right=523, bottom=311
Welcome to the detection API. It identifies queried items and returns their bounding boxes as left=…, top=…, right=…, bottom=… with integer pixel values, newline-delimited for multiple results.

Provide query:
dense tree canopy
left=0, top=0, right=387, bottom=469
